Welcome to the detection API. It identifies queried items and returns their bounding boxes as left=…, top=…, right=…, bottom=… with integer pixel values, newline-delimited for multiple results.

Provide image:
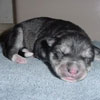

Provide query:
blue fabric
left=0, top=41, right=100, bottom=100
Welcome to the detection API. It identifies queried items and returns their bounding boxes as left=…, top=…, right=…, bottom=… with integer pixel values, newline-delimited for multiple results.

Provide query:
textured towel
left=0, top=41, right=100, bottom=100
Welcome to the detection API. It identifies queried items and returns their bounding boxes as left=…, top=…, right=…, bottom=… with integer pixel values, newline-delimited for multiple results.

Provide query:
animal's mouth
left=61, top=73, right=87, bottom=82
left=62, top=77, right=77, bottom=82
left=57, top=64, right=88, bottom=82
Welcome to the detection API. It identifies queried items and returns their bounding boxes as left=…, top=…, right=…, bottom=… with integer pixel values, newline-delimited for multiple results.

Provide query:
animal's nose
left=68, top=66, right=79, bottom=75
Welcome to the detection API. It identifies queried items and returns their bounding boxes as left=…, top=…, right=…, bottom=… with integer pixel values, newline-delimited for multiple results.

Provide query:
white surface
left=15, top=0, right=100, bottom=40
left=0, top=0, right=13, bottom=23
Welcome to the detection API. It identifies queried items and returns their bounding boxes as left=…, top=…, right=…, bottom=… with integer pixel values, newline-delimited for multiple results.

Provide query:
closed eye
left=80, top=56, right=93, bottom=62
left=53, top=50, right=64, bottom=59
left=63, top=53, right=71, bottom=57
left=59, top=48, right=71, bottom=56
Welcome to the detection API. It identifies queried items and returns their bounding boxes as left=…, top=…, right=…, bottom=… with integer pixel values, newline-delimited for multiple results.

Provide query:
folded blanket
left=0, top=41, right=100, bottom=100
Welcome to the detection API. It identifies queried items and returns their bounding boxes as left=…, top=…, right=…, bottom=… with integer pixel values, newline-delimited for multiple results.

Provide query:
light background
left=15, top=0, right=100, bottom=40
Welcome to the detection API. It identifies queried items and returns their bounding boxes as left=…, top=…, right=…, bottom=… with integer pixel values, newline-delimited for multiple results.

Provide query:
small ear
left=34, top=38, right=55, bottom=62
left=46, top=38, right=55, bottom=47
left=93, top=45, right=100, bottom=60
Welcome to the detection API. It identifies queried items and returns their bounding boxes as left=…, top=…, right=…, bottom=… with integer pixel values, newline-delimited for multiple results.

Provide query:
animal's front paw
left=12, top=54, right=27, bottom=64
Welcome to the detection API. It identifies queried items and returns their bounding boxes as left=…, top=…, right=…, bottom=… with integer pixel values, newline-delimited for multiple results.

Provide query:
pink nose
left=69, top=67, right=78, bottom=75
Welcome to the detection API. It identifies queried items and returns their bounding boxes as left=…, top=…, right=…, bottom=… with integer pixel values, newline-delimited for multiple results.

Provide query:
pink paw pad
left=12, top=54, right=27, bottom=64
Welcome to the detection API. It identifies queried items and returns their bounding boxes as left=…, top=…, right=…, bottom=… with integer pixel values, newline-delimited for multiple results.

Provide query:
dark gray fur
left=1, top=17, right=100, bottom=82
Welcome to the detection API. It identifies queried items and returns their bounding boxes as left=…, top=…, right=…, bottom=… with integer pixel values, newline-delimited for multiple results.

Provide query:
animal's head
left=34, top=32, right=100, bottom=82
